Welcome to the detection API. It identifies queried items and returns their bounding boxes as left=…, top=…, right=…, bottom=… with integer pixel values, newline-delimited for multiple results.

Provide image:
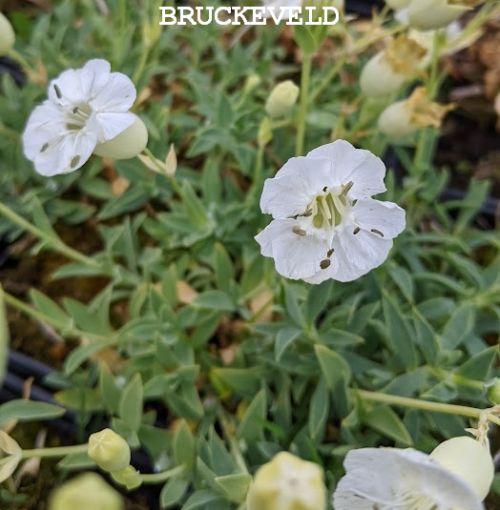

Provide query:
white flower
left=23, top=59, right=147, bottom=176
left=255, top=140, right=405, bottom=283
left=333, top=446, right=487, bottom=510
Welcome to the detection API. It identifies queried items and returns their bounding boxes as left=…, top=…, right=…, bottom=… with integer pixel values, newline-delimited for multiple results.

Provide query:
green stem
left=21, top=444, right=88, bottom=460
left=0, top=202, right=100, bottom=269
left=140, top=465, right=185, bottom=484
left=358, top=390, right=500, bottom=426
left=295, top=53, right=313, bottom=156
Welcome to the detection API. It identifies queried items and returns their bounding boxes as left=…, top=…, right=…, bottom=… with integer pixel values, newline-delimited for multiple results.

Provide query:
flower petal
left=352, top=198, right=406, bottom=239
left=33, top=130, right=97, bottom=176
left=333, top=448, right=484, bottom=510
left=92, top=112, right=137, bottom=142
left=260, top=156, right=334, bottom=219
left=255, top=219, right=330, bottom=280
left=307, top=140, right=386, bottom=199
left=90, top=72, right=136, bottom=112
left=80, top=59, right=112, bottom=99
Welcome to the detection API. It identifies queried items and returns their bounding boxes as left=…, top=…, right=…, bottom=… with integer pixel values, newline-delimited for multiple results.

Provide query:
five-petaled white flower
left=255, top=140, right=405, bottom=283
left=333, top=446, right=487, bottom=510
left=23, top=59, right=144, bottom=176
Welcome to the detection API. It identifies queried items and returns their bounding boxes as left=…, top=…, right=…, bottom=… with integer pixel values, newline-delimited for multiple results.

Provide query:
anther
left=342, top=181, right=354, bottom=194
left=70, top=155, right=81, bottom=168
left=292, top=226, right=306, bottom=236
left=371, top=228, right=384, bottom=237
left=53, top=84, right=62, bottom=99
left=327, top=249, right=334, bottom=257
left=320, top=259, right=331, bottom=269
left=353, top=227, right=360, bottom=235
left=40, top=143, right=49, bottom=153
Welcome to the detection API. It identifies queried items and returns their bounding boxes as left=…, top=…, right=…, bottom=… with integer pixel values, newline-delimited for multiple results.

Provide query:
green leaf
left=182, top=490, right=224, bottom=510
left=99, top=364, right=121, bottom=414
left=173, top=420, right=195, bottom=470
left=64, top=339, right=116, bottom=375
left=275, top=327, right=301, bottom=361
left=0, top=400, right=65, bottom=427
left=382, top=294, right=418, bottom=369
left=211, top=368, right=262, bottom=397
left=29, top=289, right=72, bottom=330
left=441, top=304, right=476, bottom=350
left=456, top=347, right=498, bottom=380
left=161, top=477, right=189, bottom=509
left=119, top=374, right=143, bottom=432
left=237, top=390, right=267, bottom=442
left=284, top=283, right=305, bottom=327
left=213, top=243, right=234, bottom=293
left=388, top=266, right=414, bottom=303
left=314, top=345, right=351, bottom=389
left=0, top=287, right=9, bottom=385
left=306, top=281, right=333, bottom=323
left=308, top=378, right=329, bottom=442
left=194, top=291, right=235, bottom=312
left=214, top=473, right=252, bottom=504
left=363, top=405, right=413, bottom=446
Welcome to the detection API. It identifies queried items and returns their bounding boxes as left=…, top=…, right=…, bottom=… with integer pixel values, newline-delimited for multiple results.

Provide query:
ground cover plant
left=0, top=1, right=499, bottom=509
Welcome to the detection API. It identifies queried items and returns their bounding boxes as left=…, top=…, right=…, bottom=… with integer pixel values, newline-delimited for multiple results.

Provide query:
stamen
left=353, top=227, right=360, bottom=235
left=327, top=249, right=334, bottom=257
left=342, top=181, right=354, bottom=194
left=40, top=143, right=49, bottom=153
left=371, top=228, right=384, bottom=237
left=320, top=259, right=331, bottom=269
left=53, top=84, right=62, bottom=99
left=293, top=226, right=306, bottom=236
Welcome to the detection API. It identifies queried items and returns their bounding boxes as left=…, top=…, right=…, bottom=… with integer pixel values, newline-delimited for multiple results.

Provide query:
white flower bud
left=407, top=0, right=473, bottom=31
left=430, top=436, right=494, bottom=500
left=265, top=80, right=300, bottom=118
left=0, top=13, right=15, bottom=56
left=88, top=428, right=131, bottom=473
left=360, top=36, right=426, bottom=97
left=49, top=473, right=123, bottom=510
left=378, top=87, right=453, bottom=142
left=111, top=465, right=143, bottom=490
left=246, top=452, right=326, bottom=510
left=94, top=117, right=148, bottom=160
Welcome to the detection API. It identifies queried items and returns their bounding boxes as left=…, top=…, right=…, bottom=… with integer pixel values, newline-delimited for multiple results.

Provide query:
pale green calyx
left=94, top=116, right=148, bottom=160
left=88, top=428, right=131, bottom=473
left=0, top=13, right=15, bottom=56
left=49, top=473, right=123, bottom=510
left=430, top=436, right=494, bottom=500
left=265, top=80, right=300, bottom=118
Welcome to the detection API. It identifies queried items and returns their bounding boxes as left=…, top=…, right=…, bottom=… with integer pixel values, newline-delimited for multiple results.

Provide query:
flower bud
left=430, top=436, right=494, bottom=500
left=49, top=473, right=123, bottom=510
left=88, top=428, right=131, bottom=473
left=244, top=73, right=261, bottom=95
left=360, top=36, right=426, bottom=97
left=265, top=80, right=300, bottom=118
left=0, top=13, right=15, bottom=56
left=246, top=452, right=326, bottom=510
left=94, top=117, right=148, bottom=160
left=486, top=378, right=500, bottom=405
left=378, top=87, right=452, bottom=142
left=407, top=0, right=474, bottom=31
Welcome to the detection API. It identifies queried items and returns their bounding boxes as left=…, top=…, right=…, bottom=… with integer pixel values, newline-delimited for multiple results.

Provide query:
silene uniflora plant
left=0, top=1, right=498, bottom=509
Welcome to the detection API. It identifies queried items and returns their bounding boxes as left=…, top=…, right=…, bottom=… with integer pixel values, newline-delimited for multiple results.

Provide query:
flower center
left=307, top=181, right=354, bottom=230
left=65, top=103, right=93, bottom=131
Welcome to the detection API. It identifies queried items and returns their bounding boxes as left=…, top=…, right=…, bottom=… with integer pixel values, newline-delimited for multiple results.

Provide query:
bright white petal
left=307, top=140, right=386, bottom=199
left=337, top=225, right=393, bottom=273
left=90, top=72, right=136, bottom=112
left=33, top=130, right=97, bottom=176
left=22, top=102, right=66, bottom=160
left=260, top=156, right=334, bottom=219
left=92, top=112, right=136, bottom=142
left=80, top=59, right=111, bottom=99
left=255, top=219, right=330, bottom=280
left=352, top=198, right=406, bottom=239
left=47, top=69, right=86, bottom=106
left=333, top=448, right=484, bottom=510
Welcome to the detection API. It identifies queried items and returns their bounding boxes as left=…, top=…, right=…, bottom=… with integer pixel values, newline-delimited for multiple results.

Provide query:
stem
left=295, top=53, right=313, bottom=156
left=21, top=444, right=88, bottom=460
left=139, top=465, right=185, bottom=484
left=0, top=202, right=100, bottom=269
left=358, top=390, right=500, bottom=427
